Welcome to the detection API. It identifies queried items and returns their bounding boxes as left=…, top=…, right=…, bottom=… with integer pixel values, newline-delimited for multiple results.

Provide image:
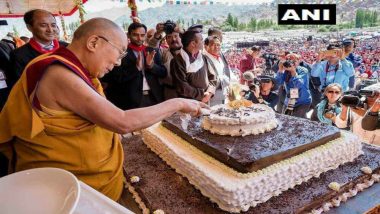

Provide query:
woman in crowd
left=311, top=83, right=343, bottom=126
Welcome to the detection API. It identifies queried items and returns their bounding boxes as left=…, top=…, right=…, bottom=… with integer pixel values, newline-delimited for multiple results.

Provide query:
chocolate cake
left=142, top=111, right=362, bottom=212
left=121, top=136, right=380, bottom=214
left=162, top=113, right=341, bottom=173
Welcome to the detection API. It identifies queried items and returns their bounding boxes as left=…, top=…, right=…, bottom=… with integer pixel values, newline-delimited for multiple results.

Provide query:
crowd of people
left=0, top=8, right=378, bottom=204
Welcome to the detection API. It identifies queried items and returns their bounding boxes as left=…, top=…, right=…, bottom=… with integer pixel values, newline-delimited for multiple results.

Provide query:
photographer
left=311, top=83, right=343, bottom=126
left=275, top=58, right=311, bottom=118
left=335, top=84, right=380, bottom=145
left=157, top=20, right=184, bottom=100
left=311, top=43, right=355, bottom=93
left=246, top=75, right=279, bottom=110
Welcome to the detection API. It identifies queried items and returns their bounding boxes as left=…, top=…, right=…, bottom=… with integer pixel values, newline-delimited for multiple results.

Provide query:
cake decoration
left=328, top=182, right=341, bottom=191
left=153, top=209, right=165, bottom=214
left=201, top=104, right=278, bottom=136
left=130, top=176, right=140, bottom=183
left=361, top=166, right=373, bottom=175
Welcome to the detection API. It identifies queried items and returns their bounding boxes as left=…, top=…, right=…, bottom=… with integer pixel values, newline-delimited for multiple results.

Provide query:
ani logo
left=278, top=4, right=336, bottom=25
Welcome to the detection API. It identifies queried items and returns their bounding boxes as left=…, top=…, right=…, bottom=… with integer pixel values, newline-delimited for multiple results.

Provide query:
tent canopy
left=0, top=0, right=88, bottom=18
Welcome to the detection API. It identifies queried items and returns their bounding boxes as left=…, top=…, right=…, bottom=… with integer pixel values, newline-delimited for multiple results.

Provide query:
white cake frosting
left=310, top=173, right=379, bottom=214
left=142, top=125, right=363, bottom=213
left=201, top=104, right=278, bottom=136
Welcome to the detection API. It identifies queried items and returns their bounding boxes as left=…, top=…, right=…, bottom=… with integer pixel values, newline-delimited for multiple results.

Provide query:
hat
left=187, top=24, right=203, bottom=33
left=258, top=75, right=279, bottom=91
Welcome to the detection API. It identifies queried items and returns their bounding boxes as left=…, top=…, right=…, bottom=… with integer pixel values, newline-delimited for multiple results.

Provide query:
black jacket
left=0, top=41, right=15, bottom=110
left=103, top=48, right=167, bottom=110
left=10, top=41, right=68, bottom=80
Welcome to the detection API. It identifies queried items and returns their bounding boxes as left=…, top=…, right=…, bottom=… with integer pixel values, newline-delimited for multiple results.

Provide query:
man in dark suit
left=103, top=22, right=167, bottom=110
left=10, top=9, right=67, bottom=82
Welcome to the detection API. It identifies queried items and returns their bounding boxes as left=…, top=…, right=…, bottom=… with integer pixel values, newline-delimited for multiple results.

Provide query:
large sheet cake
left=138, top=113, right=365, bottom=213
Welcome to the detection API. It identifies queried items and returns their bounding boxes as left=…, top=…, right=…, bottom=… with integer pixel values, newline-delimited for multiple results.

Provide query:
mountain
left=114, top=4, right=259, bottom=28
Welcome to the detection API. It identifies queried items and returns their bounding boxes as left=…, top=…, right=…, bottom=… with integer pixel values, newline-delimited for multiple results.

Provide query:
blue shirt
left=276, top=66, right=311, bottom=107
left=311, top=59, right=354, bottom=92
left=346, top=53, right=362, bottom=69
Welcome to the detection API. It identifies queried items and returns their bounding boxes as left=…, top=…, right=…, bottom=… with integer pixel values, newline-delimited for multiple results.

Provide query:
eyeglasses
left=97, top=35, right=127, bottom=60
left=327, top=91, right=341, bottom=94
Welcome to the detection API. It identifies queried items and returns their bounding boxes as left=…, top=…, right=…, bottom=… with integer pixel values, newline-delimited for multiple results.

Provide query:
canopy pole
left=59, top=11, right=68, bottom=41
left=75, top=0, right=86, bottom=24
left=128, top=0, right=138, bottom=18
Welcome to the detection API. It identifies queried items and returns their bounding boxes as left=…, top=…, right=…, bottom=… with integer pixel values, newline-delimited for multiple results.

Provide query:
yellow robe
left=0, top=48, right=124, bottom=201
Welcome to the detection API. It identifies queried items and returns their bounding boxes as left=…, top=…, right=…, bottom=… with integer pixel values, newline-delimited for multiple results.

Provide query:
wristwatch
left=368, top=111, right=379, bottom=117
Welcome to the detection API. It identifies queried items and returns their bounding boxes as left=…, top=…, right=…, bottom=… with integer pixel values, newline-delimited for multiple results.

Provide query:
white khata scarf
left=180, top=49, right=204, bottom=73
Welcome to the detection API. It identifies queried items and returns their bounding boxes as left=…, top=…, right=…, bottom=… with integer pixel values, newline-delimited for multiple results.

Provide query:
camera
left=339, top=89, right=376, bottom=108
left=261, top=53, right=278, bottom=61
left=283, top=60, right=295, bottom=68
left=261, top=53, right=279, bottom=76
left=248, top=77, right=271, bottom=91
left=163, top=20, right=176, bottom=35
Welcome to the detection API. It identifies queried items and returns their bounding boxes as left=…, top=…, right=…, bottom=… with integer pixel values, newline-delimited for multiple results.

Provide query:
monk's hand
left=136, top=51, right=143, bottom=71
left=201, top=92, right=212, bottom=104
left=178, top=98, right=209, bottom=117
left=146, top=50, right=156, bottom=69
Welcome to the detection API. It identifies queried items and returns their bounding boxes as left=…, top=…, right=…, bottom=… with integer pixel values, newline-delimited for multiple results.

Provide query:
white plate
left=0, top=167, right=80, bottom=214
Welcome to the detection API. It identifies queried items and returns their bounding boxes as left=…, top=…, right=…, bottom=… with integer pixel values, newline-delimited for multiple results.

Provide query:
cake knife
left=179, top=108, right=211, bottom=130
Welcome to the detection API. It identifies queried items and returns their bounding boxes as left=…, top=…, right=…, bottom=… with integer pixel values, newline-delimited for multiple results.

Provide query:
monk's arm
left=38, top=66, right=199, bottom=134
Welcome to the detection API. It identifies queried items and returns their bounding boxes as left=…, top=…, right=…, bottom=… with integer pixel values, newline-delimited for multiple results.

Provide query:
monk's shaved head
left=73, top=18, right=124, bottom=41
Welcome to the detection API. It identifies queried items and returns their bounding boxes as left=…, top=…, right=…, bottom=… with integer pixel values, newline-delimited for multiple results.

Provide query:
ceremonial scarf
left=29, top=38, right=60, bottom=54
left=179, top=49, right=204, bottom=73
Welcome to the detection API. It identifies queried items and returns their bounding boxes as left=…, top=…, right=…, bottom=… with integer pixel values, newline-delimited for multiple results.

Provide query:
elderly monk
left=0, top=18, right=206, bottom=201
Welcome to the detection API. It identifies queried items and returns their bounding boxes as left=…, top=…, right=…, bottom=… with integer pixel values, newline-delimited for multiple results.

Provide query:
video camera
left=261, top=53, right=278, bottom=61
left=261, top=53, right=279, bottom=76
left=283, top=60, right=295, bottom=68
left=242, top=72, right=271, bottom=90
left=340, top=89, right=377, bottom=108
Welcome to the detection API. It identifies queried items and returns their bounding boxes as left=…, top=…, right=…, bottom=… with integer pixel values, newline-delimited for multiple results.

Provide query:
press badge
left=0, top=71, right=7, bottom=89
left=290, top=88, right=299, bottom=99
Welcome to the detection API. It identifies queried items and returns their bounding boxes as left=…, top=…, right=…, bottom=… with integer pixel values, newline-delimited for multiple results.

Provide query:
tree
left=233, top=17, right=239, bottom=28
left=248, top=18, right=257, bottom=32
left=226, top=13, right=234, bottom=26
left=355, top=9, right=364, bottom=28
left=371, top=11, right=378, bottom=27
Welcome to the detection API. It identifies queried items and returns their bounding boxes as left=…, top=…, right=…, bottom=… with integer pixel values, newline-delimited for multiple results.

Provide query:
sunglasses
left=327, top=91, right=341, bottom=94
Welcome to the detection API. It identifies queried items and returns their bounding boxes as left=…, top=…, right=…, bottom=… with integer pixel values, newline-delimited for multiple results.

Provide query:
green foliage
left=12, top=26, right=19, bottom=37
left=355, top=9, right=379, bottom=28
left=317, top=26, right=328, bottom=32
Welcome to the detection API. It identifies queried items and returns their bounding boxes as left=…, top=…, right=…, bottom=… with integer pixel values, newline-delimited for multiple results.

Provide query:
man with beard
left=157, top=21, right=184, bottom=100
left=103, top=22, right=167, bottom=110
left=10, top=9, right=67, bottom=81
left=171, top=30, right=217, bottom=103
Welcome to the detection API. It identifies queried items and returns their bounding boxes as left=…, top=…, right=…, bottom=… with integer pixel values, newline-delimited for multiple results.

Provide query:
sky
left=85, top=0, right=273, bottom=13
left=0, top=0, right=273, bottom=37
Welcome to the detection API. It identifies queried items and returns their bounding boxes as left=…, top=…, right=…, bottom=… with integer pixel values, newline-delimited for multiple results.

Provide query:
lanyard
left=324, top=62, right=339, bottom=87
